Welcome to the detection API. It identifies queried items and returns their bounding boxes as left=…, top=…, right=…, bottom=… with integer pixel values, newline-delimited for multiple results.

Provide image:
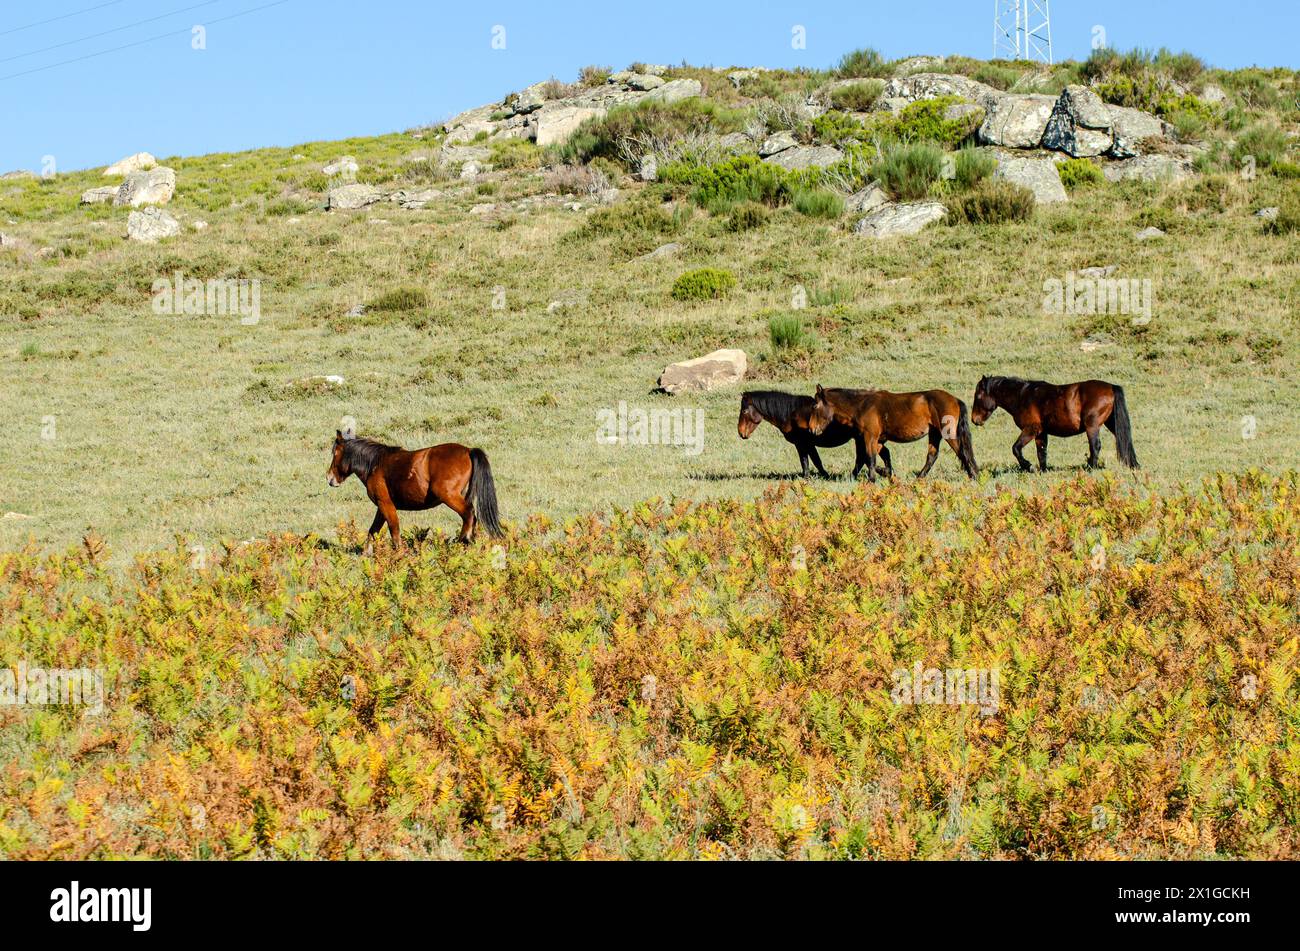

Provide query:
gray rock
left=533, top=103, right=606, bottom=147
left=512, top=83, right=549, bottom=114
left=851, top=201, right=948, bottom=238
left=658, top=349, right=747, bottom=395
left=759, top=131, right=797, bottom=157
left=80, top=185, right=119, bottom=205
left=1108, top=106, right=1167, bottom=155
left=390, top=188, right=443, bottom=209
left=322, top=155, right=358, bottom=177
left=126, top=208, right=180, bottom=242
left=103, top=152, right=157, bottom=176
left=728, top=69, right=759, bottom=88
left=114, top=167, right=176, bottom=207
left=459, top=160, right=482, bottom=180
left=639, top=242, right=682, bottom=260
left=1041, top=85, right=1115, bottom=158
left=763, top=145, right=844, bottom=170
left=994, top=155, right=1068, bottom=204
left=845, top=181, right=889, bottom=215
left=883, top=73, right=1003, bottom=109
left=1103, top=154, right=1192, bottom=184
left=327, top=183, right=382, bottom=210
left=944, top=102, right=985, bottom=122
left=979, top=94, right=1057, bottom=149
left=1134, top=226, right=1166, bottom=241
left=1078, top=265, right=1118, bottom=278
left=626, top=73, right=665, bottom=91
left=718, top=132, right=753, bottom=151
left=1255, top=207, right=1280, bottom=221
left=642, top=78, right=702, bottom=106
left=1, top=170, right=36, bottom=180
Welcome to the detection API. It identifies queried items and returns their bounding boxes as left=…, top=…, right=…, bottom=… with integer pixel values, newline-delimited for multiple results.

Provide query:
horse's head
left=808, top=385, right=836, bottom=436
left=737, top=394, right=762, bottom=439
left=327, top=430, right=350, bottom=487
left=971, top=377, right=997, bottom=426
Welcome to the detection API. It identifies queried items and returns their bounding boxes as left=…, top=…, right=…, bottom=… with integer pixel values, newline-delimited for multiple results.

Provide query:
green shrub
left=579, top=64, right=612, bottom=87
left=1272, top=160, right=1300, bottom=179
left=671, top=268, right=737, bottom=302
left=953, top=146, right=997, bottom=190
left=829, top=80, right=885, bottom=112
left=1232, top=124, right=1289, bottom=169
left=663, top=154, right=794, bottom=210
left=1221, top=68, right=1281, bottom=110
left=727, top=202, right=769, bottom=231
left=835, top=48, right=891, bottom=79
left=873, top=141, right=945, bottom=201
left=945, top=180, right=1035, bottom=225
left=489, top=138, right=542, bottom=169
left=972, top=62, right=1022, bottom=91
left=893, top=96, right=982, bottom=147
left=811, top=110, right=869, bottom=145
left=1057, top=157, right=1105, bottom=190
left=1096, top=74, right=1161, bottom=112
left=557, top=98, right=749, bottom=168
left=1263, top=198, right=1300, bottom=235
left=367, top=287, right=429, bottom=312
left=580, top=200, right=677, bottom=239
left=792, top=188, right=844, bottom=219
left=769, top=313, right=809, bottom=350
left=1153, top=48, right=1206, bottom=85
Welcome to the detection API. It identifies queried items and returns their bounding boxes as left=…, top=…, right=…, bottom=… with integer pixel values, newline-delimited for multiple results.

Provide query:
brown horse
left=808, top=386, right=979, bottom=481
left=737, top=390, right=868, bottom=478
left=971, top=376, right=1139, bottom=471
left=327, top=431, right=502, bottom=547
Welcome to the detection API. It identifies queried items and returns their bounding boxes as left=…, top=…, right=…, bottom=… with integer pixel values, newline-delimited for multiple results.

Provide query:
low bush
left=727, top=202, right=769, bottom=231
left=792, top=188, right=845, bottom=219
left=953, top=146, right=997, bottom=190
left=671, top=267, right=737, bottom=301
left=1232, top=124, right=1289, bottom=169
left=1263, top=197, right=1300, bottom=235
left=893, top=96, right=982, bottom=147
left=1057, top=158, right=1105, bottom=190
left=829, top=80, right=885, bottom=112
left=873, top=141, right=945, bottom=201
left=367, top=287, right=429, bottom=312
left=835, top=47, right=892, bottom=79
left=945, top=180, right=1035, bottom=224
left=769, top=312, right=810, bottom=350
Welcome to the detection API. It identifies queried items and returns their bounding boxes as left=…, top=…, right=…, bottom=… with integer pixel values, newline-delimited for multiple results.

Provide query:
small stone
left=1134, top=226, right=1166, bottom=241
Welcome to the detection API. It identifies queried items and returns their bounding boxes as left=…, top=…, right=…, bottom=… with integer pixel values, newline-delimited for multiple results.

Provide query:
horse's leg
left=808, top=446, right=830, bottom=479
left=798, top=447, right=811, bottom=479
left=917, top=429, right=941, bottom=478
left=441, top=489, right=475, bottom=543
left=863, top=436, right=880, bottom=483
left=364, top=508, right=385, bottom=555
left=1035, top=433, right=1049, bottom=472
left=877, top=444, right=893, bottom=478
left=1012, top=428, right=1037, bottom=472
left=1085, top=424, right=1103, bottom=470
left=852, top=435, right=868, bottom=480
left=378, top=499, right=401, bottom=549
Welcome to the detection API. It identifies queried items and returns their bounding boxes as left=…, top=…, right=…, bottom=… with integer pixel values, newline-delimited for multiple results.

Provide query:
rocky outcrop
left=534, top=104, right=607, bottom=147
left=104, top=152, right=157, bottom=176
left=327, top=183, right=383, bottom=209
left=759, top=131, right=798, bottom=157
left=80, top=185, right=119, bottom=205
left=993, top=155, right=1068, bottom=204
left=1103, top=154, right=1193, bottom=184
left=845, top=181, right=889, bottom=215
left=1041, top=85, right=1114, bottom=158
left=979, top=94, right=1056, bottom=149
left=658, top=349, right=748, bottom=394
left=114, top=167, right=176, bottom=207
left=882, top=73, right=1002, bottom=110
left=126, top=208, right=180, bottom=242
left=763, top=145, right=844, bottom=170
left=851, top=202, right=948, bottom=238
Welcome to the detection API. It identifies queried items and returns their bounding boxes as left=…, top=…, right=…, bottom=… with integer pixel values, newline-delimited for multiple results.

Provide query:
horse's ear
left=335, top=429, right=343, bottom=442
left=815, top=384, right=825, bottom=397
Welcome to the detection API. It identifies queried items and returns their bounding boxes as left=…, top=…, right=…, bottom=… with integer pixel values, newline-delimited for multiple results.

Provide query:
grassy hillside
left=1, top=474, right=1296, bottom=859
left=1, top=52, right=1298, bottom=558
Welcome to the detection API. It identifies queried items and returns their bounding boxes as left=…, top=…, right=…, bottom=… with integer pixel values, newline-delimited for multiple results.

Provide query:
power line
left=0, top=0, right=291, bottom=82
left=1, top=1, right=128, bottom=37
left=1, top=1, right=224, bottom=65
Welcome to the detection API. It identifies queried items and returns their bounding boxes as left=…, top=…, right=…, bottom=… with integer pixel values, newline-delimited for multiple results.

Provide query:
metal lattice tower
left=993, top=0, right=1053, bottom=64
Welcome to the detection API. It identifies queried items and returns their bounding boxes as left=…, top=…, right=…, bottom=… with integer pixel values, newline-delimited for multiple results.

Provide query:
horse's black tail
left=467, top=448, right=503, bottom=538
left=1110, top=386, right=1140, bottom=469
left=956, top=400, right=979, bottom=479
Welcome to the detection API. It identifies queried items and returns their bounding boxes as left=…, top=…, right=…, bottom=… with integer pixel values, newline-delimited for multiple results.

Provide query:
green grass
left=1, top=67, right=1299, bottom=561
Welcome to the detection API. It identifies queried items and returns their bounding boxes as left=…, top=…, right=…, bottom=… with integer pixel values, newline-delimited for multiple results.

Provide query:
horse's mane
left=743, top=390, right=813, bottom=424
left=984, top=375, right=1048, bottom=392
left=342, top=437, right=400, bottom=482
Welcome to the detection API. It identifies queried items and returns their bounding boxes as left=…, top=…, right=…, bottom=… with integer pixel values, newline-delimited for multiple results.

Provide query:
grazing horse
left=326, top=431, right=503, bottom=548
left=808, top=385, right=979, bottom=481
left=970, top=376, right=1139, bottom=471
left=737, top=390, right=866, bottom=478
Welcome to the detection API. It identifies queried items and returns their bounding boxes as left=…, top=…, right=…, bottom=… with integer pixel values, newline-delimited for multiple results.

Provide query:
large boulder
left=1103, top=154, right=1192, bottom=184
left=322, top=155, right=358, bottom=177
left=759, top=131, right=798, bottom=157
left=104, top=152, right=157, bottom=176
left=979, top=94, right=1056, bottom=149
left=642, top=78, right=702, bottom=105
left=126, top=208, right=180, bottom=242
left=851, top=201, right=947, bottom=238
left=994, top=155, right=1068, bottom=204
left=626, top=73, right=665, bottom=91
left=1041, top=85, right=1114, bottom=158
left=534, top=103, right=606, bottom=146
left=327, top=183, right=383, bottom=210
left=845, top=181, right=889, bottom=215
left=882, top=73, right=1002, bottom=109
left=763, top=145, right=843, bottom=170
left=1108, top=106, right=1168, bottom=156
left=114, top=167, right=176, bottom=207
left=658, top=349, right=748, bottom=395
left=80, top=185, right=119, bottom=205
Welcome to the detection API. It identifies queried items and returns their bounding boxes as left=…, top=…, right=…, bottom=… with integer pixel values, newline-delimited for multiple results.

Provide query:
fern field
left=1, top=472, right=1297, bottom=859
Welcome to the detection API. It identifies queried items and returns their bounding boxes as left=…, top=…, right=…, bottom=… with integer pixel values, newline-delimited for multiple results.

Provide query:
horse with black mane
left=737, top=390, right=866, bottom=478
left=971, top=376, right=1139, bottom=471
left=807, top=385, right=979, bottom=481
left=327, top=431, right=503, bottom=548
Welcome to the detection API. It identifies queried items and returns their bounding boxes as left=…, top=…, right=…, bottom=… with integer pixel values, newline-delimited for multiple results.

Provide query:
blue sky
left=4, top=0, right=1299, bottom=173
